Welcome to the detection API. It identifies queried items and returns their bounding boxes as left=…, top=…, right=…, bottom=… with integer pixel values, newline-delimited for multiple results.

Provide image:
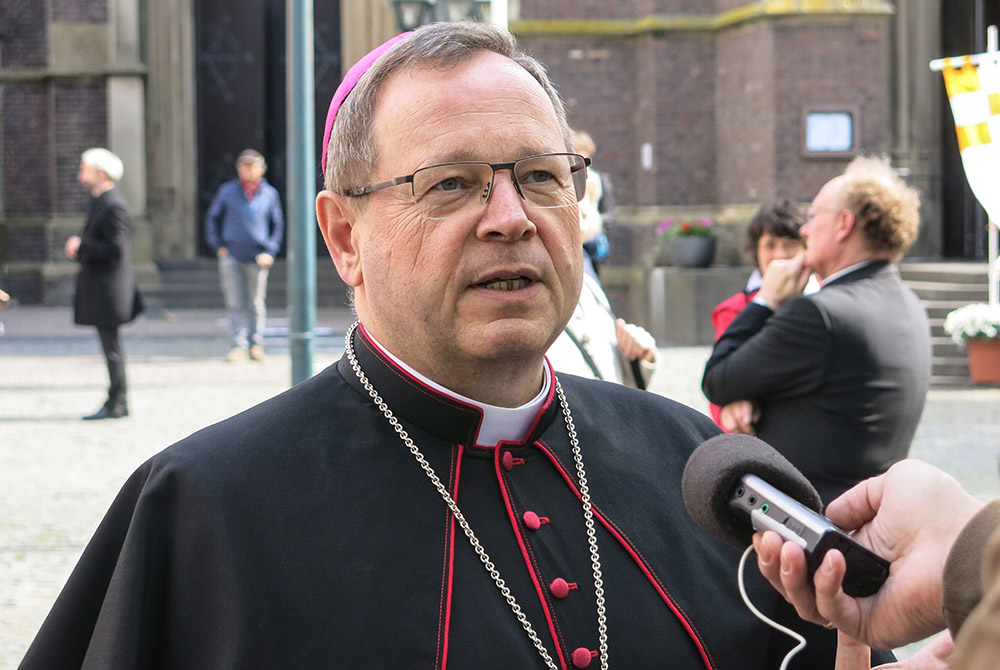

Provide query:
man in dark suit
left=65, top=148, right=144, bottom=420
left=702, top=156, right=931, bottom=504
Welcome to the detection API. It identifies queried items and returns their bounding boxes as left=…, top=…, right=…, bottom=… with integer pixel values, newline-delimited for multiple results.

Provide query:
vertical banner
left=941, top=53, right=1000, bottom=306
left=941, top=55, right=1000, bottom=223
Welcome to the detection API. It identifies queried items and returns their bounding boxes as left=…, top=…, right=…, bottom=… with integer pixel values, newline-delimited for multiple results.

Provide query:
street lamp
left=390, top=0, right=497, bottom=31
left=391, top=0, right=442, bottom=32
left=448, top=0, right=491, bottom=21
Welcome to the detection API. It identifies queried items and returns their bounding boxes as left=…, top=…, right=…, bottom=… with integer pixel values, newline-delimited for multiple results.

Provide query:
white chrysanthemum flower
left=944, top=303, right=1000, bottom=345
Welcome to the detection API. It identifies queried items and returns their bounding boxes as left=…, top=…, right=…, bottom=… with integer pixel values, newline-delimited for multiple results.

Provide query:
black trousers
left=97, top=325, right=126, bottom=404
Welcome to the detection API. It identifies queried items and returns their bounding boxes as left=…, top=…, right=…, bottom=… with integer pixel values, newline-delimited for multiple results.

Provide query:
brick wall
left=54, top=83, right=108, bottom=214
left=649, top=33, right=717, bottom=206
left=772, top=17, right=889, bottom=202
left=715, top=21, right=777, bottom=204
left=2, top=86, right=53, bottom=216
left=519, top=6, right=891, bottom=213
left=52, top=0, right=109, bottom=22
left=0, top=0, right=47, bottom=67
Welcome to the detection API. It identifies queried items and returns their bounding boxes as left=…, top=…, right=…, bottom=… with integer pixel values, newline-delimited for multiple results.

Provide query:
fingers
left=64, top=236, right=81, bottom=259
left=823, top=474, right=884, bottom=532
left=778, top=540, right=827, bottom=624
left=733, top=401, right=754, bottom=434
left=753, top=531, right=795, bottom=602
left=835, top=632, right=871, bottom=670
left=256, top=253, right=275, bottom=268
left=753, top=531, right=833, bottom=626
left=615, top=319, right=656, bottom=362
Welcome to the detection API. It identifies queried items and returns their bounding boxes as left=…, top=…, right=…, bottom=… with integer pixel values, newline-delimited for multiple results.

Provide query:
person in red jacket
left=708, top=199, right=806, bottom=430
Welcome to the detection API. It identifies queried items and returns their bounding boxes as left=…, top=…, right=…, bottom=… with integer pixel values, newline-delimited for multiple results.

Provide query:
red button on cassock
left=501, top=451, right=525, bottom=471
left=549, top=577, right=577, bottom=599
left=572, top=647, right=597, bottom=668
left=522, top=511, right=549, bottom=530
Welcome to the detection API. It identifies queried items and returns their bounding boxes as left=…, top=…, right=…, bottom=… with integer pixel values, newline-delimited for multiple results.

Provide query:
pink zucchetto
left=320, top=31, right=413, bottom=173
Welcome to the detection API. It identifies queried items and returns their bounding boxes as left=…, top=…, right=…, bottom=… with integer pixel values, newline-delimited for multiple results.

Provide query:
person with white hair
left=65, top=147, right=144, bottom=420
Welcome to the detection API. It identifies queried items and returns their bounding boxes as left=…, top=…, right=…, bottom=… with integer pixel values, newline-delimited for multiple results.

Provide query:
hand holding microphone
left=755, top=459, right=984, bottom=651
left=681, top=433, right=888, bottom=599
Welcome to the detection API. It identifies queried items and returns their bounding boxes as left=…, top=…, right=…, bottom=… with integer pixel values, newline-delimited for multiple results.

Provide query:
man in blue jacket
left=205, top=149, right=284, bottom=361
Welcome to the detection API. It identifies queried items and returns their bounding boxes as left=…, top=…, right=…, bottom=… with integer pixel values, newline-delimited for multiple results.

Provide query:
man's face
left=756, top=233, right=804, bottom=274
left=349, top=51, right=583, bottom=387
left=802, top=177, right=845, bottom=278
left=237, top=162, right=264, bottom=182
left=77, top=162, right=101, bottom=191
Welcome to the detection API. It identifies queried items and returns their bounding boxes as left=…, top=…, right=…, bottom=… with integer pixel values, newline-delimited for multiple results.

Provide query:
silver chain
left=345, top=323, right=608, bottom=669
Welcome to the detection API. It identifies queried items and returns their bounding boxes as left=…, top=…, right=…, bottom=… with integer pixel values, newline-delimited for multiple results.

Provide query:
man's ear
left=316, top=190, right=363, bottom=287
left=834, top=207, right=856, bottom=242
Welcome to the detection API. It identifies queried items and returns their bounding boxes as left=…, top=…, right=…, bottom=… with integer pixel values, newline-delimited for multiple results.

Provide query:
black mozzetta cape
left=21, top=326, right=843, bottom=669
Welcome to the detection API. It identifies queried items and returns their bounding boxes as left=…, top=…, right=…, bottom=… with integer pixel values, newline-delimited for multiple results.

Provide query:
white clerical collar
left=364, top=329, right=551, bottom=448
left=820, top=260, right=875, bottom=287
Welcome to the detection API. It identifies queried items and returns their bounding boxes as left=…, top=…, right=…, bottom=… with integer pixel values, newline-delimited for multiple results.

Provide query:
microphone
left=681, top=433, right=889, bottom=598
left=681, top=433, right=822, bottom=549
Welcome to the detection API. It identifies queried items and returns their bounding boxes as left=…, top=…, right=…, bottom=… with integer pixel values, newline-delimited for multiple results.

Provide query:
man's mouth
left=478, top=276, right=531, bottom=291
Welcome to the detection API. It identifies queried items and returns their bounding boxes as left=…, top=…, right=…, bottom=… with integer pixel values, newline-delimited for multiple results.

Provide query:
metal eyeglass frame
left=342, top=152, right=592, bottom=218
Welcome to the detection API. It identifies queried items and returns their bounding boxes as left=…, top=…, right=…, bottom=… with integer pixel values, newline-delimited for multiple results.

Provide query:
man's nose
left=477, top=172, right=536, bottom=241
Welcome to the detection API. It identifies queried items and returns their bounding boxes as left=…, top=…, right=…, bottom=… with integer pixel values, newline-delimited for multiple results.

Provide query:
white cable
left=738, top=545, right=808, bottom=670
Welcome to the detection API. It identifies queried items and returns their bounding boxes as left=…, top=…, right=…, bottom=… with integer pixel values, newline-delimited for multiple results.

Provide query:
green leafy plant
left=944, top=303, right=1000, bottom=344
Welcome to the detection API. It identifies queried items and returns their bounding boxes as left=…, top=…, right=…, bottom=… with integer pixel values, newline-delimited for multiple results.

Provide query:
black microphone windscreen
left=681, top=434, right=823, bottom=548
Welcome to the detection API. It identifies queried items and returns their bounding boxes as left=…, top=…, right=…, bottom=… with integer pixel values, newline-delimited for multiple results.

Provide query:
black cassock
left=21, top=326, right=871, bottom=669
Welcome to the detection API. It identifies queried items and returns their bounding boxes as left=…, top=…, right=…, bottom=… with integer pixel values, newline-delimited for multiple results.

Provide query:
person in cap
left=204, top=148, right=285, bottom=361
left=19, top=22, right=889, bottom=669
left=65, top=148, right=144, bottom=420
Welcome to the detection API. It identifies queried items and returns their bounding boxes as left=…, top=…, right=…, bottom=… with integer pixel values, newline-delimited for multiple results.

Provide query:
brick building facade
left=0, top=0, right=985, bottom=315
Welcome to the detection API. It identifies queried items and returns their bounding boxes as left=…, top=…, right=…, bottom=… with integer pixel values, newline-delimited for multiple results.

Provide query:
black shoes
left=83, top=401, right=129, bottom=421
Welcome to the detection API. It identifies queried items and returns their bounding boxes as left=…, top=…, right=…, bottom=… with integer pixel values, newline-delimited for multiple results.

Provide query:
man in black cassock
left=65, top=148, right=144, bottom=420
left=20, top=22, right=891, bottom=669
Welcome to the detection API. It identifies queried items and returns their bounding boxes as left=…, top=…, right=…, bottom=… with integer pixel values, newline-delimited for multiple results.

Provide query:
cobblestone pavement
left=1, top=307, right=998, bottom=667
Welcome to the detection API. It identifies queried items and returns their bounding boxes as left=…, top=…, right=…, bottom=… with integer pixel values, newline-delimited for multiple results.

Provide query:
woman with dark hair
left=708, top=199, right=807, bottom=430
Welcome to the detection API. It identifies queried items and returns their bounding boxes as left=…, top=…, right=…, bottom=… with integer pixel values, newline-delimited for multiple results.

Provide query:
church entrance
left=193, top=0, right=342, bottom=257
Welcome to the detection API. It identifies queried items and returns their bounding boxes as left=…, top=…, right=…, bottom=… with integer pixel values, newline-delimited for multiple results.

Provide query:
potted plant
left=656, top=217, right=717, bottom=268
left=943, top=302, right=1000, bottom=384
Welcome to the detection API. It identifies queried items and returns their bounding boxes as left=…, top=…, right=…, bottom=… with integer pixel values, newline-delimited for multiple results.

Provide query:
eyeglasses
left=805, top=206, right=845, bottom=223
left=343, top=152, right=591, bottom=221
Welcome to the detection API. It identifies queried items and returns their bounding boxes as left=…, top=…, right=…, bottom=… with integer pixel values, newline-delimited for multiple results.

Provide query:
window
left=802, top=106, right=859, bottom=158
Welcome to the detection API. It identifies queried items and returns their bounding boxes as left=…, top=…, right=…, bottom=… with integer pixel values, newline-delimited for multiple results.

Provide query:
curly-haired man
left=703, top=156, right=931, bottom=506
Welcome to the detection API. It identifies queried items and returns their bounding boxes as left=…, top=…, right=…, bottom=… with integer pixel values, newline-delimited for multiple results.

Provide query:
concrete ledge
left=648, top=266, right=749, bottom=345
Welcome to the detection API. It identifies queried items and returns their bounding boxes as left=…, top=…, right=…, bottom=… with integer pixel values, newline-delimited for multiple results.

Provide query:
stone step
left=904, top=281, right=989, bottom=303
left=932, top=336, right=965, bottom=358
left=898, top=261, right=990, bottom=284
left=140, top=257, right=351, bottom=310
left=932, top=355, right=970, bottom=376
left=899, top=261, right=991, bottom=387
left=930, top=374, right=979, bottom=388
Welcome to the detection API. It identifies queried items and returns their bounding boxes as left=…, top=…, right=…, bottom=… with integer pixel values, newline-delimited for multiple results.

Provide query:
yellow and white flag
left=942, top=54, right=1000, bottom=223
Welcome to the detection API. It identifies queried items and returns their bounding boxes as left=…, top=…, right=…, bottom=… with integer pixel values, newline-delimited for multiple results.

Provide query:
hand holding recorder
left=754, top=459, right=984, bottom=651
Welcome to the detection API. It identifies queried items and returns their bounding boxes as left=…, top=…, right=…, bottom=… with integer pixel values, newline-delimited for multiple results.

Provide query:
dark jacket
left=72, top=187, right=143, bottom=328
left=702, top=261, right=931, bottom=504
left=18, top=324, right=873, bottom=669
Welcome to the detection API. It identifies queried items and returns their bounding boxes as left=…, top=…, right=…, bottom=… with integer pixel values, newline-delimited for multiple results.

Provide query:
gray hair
left=323, top=21, right=573, bottom=194
left=81, top=148, right=124, bottom=182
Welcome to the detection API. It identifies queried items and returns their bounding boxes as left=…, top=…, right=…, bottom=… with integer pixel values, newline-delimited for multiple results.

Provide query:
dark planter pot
left=670, top=237, right=717, bottom=268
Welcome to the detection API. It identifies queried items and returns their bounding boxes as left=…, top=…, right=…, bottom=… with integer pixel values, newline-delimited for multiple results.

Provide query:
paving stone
left=1, top=307, right=997, bottom=667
